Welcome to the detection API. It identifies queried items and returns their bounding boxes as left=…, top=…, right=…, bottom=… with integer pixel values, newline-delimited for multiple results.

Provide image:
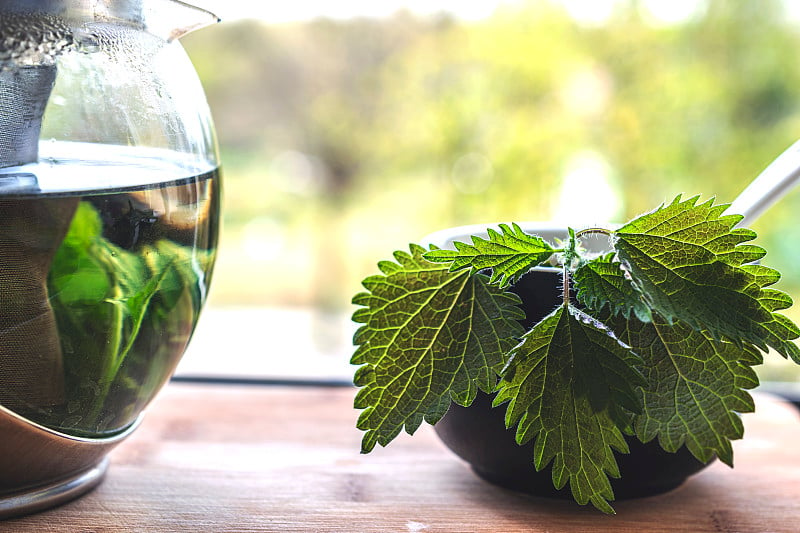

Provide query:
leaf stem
left=87, top=288, right=124, bottom=426
left=560, top=228, right=578, bottom=307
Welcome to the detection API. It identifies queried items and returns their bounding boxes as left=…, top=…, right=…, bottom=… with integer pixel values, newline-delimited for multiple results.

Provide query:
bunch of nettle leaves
left=350, top=195, right=800, bottom=514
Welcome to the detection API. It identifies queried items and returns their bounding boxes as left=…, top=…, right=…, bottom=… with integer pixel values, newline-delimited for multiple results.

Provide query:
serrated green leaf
left=574, top=253, right=652, bottom=322
left=614, top=194, right=800, bottom=361
left=423, top=223, right=555, bottom=288
left=494, top=305, right=645, bottom=513
left=615, top=195, right=754, bottom=264
left=608, top=315, right=761, bottom=466
left=352, top=244, right=525, bottom=453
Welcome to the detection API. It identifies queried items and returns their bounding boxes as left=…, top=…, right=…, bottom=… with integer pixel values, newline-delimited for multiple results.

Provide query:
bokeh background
left=176, top=0, right=800, bottom=385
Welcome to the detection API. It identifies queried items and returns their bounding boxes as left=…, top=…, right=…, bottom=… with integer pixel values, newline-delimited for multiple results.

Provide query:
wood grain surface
left=4, top=383, right=800, bottom=532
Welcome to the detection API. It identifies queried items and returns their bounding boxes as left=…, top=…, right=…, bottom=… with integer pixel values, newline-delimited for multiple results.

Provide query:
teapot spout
left=146, top=0, right=220, bottom=42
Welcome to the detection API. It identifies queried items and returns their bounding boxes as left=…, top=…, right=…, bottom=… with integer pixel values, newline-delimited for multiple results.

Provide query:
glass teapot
left=0, top=0, right=220, bottom=515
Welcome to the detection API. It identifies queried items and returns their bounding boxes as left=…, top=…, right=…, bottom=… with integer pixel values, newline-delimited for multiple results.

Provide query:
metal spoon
left=729, top=139, right=800, bottom=227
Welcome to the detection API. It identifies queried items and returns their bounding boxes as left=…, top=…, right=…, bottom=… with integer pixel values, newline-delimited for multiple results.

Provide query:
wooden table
left=5, top=383, right=800, bottom=532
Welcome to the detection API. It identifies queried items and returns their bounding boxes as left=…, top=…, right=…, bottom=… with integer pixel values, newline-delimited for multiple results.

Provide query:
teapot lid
left=0, top=0, right=218, bottom=170
left=1, top=1, right=219, bottom=42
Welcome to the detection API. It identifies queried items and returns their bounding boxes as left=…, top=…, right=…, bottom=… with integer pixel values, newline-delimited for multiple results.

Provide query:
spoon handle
left=729, top=139, right=800, bottom=227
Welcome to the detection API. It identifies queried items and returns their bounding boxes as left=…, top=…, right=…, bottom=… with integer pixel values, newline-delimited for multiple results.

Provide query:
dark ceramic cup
left=423, top=223, right=712, bottom=500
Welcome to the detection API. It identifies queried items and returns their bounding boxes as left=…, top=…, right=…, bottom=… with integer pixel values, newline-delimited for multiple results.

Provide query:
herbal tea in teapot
left=0, top=142, right=219, bottom=437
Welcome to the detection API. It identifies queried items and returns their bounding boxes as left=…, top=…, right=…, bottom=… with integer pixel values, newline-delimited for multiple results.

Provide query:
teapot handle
left=729, top=139, right=800, bottom=227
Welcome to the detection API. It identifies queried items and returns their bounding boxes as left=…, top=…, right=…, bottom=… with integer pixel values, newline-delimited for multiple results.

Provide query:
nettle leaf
left=574, top=253, right=652, bottom=322
left=616, top=195, right=765, bottom=267
left=352, top=244, right=525, bottom=453
left=144, top=239, right=215, bottom=311
left=423, top=223, right=555, bottom=288
left=609, top=315, right=761, bottom=466
left=48, top=202, right=111, bottom=304
left=614, top=195, right=800, bottom=361
left=494, top=305, right=645, bottom=514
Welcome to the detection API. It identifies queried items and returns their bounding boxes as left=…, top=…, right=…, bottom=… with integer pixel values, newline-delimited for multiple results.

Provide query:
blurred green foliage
left=182, top=0, right=800, bottom=349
